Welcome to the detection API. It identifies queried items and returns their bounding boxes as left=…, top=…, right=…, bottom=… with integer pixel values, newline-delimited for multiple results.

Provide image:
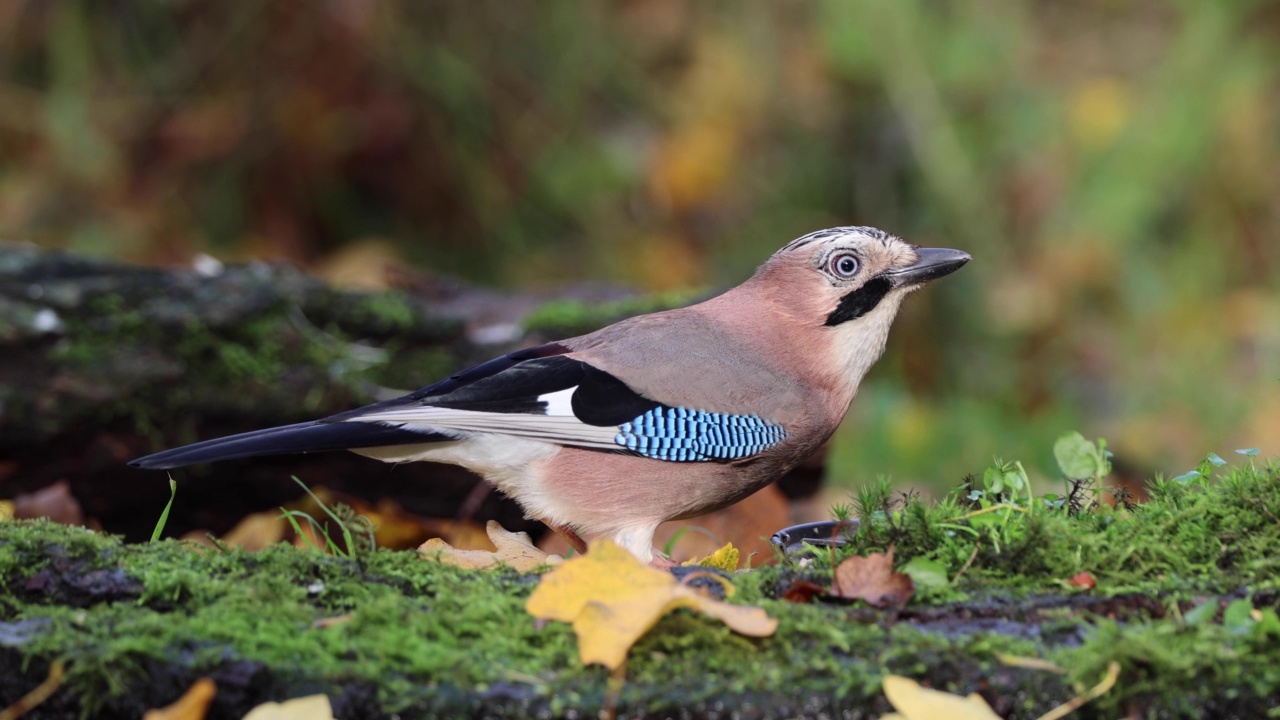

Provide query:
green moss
left=522, top=289, right=707, bottom=337
left=349, top=292, right=419, bottom=333
left=3, top=459, right=1279, bottom=716
left=811, top=460, right=1280, bottom=604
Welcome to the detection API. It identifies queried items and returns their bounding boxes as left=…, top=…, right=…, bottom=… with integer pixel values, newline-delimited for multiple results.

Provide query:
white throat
left=829, top=290, right=907, bottom=397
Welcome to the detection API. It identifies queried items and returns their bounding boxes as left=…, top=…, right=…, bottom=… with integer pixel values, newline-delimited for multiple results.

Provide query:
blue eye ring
left=829, top=253, right=859, bottom=278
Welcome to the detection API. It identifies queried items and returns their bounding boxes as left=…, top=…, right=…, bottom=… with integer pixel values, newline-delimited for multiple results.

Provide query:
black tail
left=129, top=421, right=449, bottom=470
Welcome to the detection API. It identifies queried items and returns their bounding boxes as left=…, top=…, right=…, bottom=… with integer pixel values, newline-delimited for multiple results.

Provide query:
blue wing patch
left=614, top=406, right=786, bottom=462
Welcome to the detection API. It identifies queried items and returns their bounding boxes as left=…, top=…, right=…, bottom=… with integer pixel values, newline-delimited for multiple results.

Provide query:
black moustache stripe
left=824, top=276, right=891, bottom=326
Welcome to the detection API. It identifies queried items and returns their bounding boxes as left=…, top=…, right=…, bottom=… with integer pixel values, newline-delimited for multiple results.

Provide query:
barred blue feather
left=613, top=406, right=786, bottom=461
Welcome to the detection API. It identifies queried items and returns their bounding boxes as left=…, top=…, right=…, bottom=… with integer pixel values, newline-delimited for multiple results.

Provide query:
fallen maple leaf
left=831, top=546, right=914, bottom=607
left=526, top=539, right=777, bottom=669
left=682, top=542, right=740, bottom=571
left=143, top=678, right=217, bottom=720
left=241, top=694, right=334, bottom=720
left=420, top=520, right=562, bottom=572
left=880, top=675, right=1000, bottom=720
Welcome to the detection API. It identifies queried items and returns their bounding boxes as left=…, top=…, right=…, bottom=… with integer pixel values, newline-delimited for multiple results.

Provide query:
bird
left=131, top=227, right=970, bottom=564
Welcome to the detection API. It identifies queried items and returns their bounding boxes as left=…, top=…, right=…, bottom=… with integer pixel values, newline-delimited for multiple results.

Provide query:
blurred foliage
left=1, top=1, right=1277, bottom=488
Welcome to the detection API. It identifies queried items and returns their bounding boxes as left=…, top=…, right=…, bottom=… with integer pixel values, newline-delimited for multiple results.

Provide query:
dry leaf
left=221, top=511, right=287, bottom=550
left=682, top=543, right=740, bottom=572
left=880, top=675, right=1000, bottom=720
left=0, top=500, right=12, bottom=522
left=526, top=539, right=777, bottom=669
left=420, top=520, right=561, bottom=572
left=831, top=547, right=914, bottom=607
left=994, top=653, right=1067, bottom=674
left=780, top=580, right=826, bottom=604
left=309, top=489, right=484, bottom=550
left=1069, top=571, right=1097, bottom=590
left=13, top=481, right=83, bottom=526
left=241, top=694, right=334, bottom=720
left=143, top=678, right=217, bottom=720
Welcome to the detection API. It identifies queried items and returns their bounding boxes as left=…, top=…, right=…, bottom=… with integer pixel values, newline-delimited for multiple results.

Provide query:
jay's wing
left=339, top=349, right=786, bottom=461
left=131, top=342, right=786, bottom=469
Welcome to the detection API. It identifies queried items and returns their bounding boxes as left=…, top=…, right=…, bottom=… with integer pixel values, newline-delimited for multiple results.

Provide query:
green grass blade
left=150, top=477, right=177, bottom=542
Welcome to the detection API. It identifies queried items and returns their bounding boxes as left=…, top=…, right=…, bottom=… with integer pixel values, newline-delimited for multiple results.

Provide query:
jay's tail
left=129, top=421, right=449, bottom=470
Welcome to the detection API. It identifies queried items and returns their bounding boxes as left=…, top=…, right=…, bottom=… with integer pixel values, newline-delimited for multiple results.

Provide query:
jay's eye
left=829, top=253, right=860, bottom=278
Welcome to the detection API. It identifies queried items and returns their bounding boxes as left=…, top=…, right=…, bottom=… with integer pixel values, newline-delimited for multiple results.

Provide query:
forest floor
left=2, top=451, right=1278, bottom=720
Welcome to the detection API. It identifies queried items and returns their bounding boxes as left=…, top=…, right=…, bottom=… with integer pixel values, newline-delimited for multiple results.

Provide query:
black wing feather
left=128, top=421, right=449, bottom=469
left=129, top=341, right=664, bottom=469
left=321, top=342, right=573, bottom=421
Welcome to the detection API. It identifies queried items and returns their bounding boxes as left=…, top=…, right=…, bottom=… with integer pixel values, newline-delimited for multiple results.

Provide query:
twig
left=0, top=660, right=64, bottom=720
left=600, top=661, right=626, bottom=720
left=1035, top=661, right=1120, bottom=720
left=951, top=542, right=981, bottom=584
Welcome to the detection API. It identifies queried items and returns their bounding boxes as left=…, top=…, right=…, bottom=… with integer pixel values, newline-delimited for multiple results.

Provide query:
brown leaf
left=143, top=678, right=217, bottom=720
left=420, top=521, right=562, bottom=572
left=13, top=481, right=83, bottom=526
left=221, top=511, right=287, bottom=550
left=780, top=580, right=826, bottom=604
left=831, top=546, right=914, bottom=607
left=1069, top=571, right=1097, bottom=590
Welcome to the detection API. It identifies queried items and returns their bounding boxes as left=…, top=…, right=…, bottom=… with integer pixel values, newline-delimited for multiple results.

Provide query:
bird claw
left=648, top=552, right=679, bottom=569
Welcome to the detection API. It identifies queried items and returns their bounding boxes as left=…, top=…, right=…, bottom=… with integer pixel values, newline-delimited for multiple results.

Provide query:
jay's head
left=756, top=226, right=970, bottom=330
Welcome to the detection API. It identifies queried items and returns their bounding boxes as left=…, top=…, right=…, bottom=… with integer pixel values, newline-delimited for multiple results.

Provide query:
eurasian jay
left=132, top=227, right=969, bottom=563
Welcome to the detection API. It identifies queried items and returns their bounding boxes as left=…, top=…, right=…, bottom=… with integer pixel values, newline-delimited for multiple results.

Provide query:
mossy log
left=4, top=455, right=1280, bottom=720
left=0, top=522, right=1077, bottom=719
left=0, top=243, right=522, bottom=542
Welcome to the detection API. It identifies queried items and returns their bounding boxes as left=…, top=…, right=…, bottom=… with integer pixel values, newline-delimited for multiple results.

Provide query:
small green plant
left=149, top=477, right=177, bottom=542
left=1046, top=432, right=1114, bottom=513
left=278, top=476, right=376, bottom=559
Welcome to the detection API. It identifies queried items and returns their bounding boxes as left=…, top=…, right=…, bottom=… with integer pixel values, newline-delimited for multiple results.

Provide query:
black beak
left=885, top=247, right=971, bottom=287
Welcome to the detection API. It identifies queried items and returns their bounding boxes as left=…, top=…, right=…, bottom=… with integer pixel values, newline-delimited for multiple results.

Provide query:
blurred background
left=1, top=0, right=1277, bottom=511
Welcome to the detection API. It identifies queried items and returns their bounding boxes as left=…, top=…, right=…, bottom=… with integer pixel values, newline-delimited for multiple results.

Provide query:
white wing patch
left=539, top=387, right=577, bottom=416
left=344, top=385, right=620, bottom=450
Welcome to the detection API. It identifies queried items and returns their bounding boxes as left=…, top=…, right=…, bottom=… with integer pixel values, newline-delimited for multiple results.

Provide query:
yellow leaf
left=142, top=678, right=216, bottom=720
left=526, top=540, right=776, bottom=669
left=420, top=520, right=561, bottom=572
left=0, top=500, right=13, bottom=521
left=880, top=675, right=1000, bottom=720
left=682, top=543, right=740, bottom=572
left=241, top=695, right=334, bottom=720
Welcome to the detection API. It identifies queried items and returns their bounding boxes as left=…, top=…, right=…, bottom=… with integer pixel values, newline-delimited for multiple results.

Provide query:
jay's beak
left=885, top=247, right=971, bottom=287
